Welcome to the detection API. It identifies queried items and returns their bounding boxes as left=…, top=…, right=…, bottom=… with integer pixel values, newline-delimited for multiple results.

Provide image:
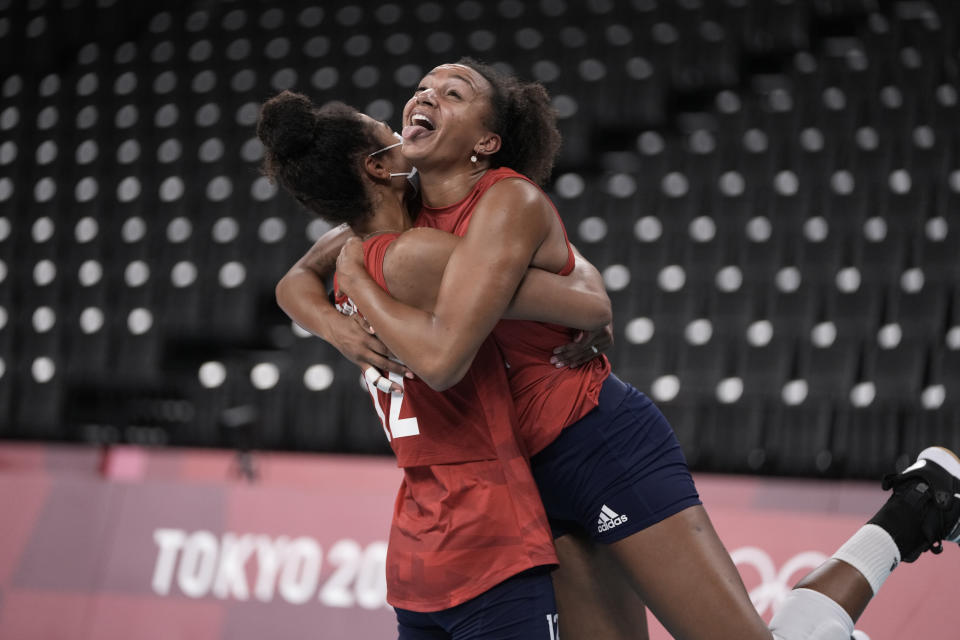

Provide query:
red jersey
left=334, top=233, right=556, bottom=612
left=415, top=167, right=612, bottom=456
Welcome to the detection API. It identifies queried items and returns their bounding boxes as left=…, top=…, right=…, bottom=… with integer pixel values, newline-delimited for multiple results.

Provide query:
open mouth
left=411, top=114, right=435, bottom=130
left=403, top=113, right=436, bottom=141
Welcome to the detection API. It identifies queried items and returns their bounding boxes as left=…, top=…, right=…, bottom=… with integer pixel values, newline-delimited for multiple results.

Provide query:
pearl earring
left=470, top=154, right=478, bottom=164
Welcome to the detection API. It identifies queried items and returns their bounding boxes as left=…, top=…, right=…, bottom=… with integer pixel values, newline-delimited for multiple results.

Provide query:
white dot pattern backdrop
left=0, top=0, right=958, bottom=477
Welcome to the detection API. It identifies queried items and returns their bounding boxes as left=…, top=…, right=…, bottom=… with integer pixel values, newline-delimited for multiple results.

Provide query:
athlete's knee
left=768, top=588, right=854, bottom=640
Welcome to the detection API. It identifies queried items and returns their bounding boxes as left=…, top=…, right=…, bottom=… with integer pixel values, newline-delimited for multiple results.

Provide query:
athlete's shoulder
left=482, top=173, right=547, bottom=208
left=475, top=173, right=554, bottom=230
left=486, top=166, right=531, bottom=184
left=389, top=228, right=459, bottom=264
left=381, top=228, right=459, bottom=310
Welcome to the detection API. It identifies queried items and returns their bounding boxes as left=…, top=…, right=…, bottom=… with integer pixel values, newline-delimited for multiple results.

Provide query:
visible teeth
left=412, top=114, right=434, bottom=130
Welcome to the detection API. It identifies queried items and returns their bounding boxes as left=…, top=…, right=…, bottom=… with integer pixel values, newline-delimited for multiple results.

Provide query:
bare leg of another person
left=770, top=445, right=960, bottom=638
left=552, top=532, right=648, bottom=640
left=603, top=447, right=960, bottom=640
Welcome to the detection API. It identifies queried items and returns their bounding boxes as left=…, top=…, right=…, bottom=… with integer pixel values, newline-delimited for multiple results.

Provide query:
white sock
left=769, top=588, right=854, bottom=640
left=831, top=523, right=901, bottom=595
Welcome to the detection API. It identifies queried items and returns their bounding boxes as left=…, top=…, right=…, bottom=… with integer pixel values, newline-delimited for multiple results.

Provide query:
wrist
left=311, top=298, right=345, bottom=340
left=342, top=269, right=375, bottom=301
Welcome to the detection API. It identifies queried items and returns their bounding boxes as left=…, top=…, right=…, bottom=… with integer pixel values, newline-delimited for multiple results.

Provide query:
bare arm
left=380, top=229, right=611, bottom=330
left=275, top=223, right=351, bottom=338
left=505, top=247, right=612, bottom=329
left=275, top=223, right=408, bottom=378
left=337, top=179, right=568, bottom=390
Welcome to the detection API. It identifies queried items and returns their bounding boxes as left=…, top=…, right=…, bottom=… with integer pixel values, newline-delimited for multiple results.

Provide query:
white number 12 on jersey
left=366, top=371, right=420, bottom=441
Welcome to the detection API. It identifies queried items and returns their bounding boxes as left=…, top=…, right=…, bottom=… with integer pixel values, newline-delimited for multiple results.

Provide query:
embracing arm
left=275, top=223, right=408, bottom=378
left=380, top=229, right=611, bottom=330
left=275, top=223, right=352, bottom=339
left=504, top=246, right=612, bottom=329
left=338, top=179, right=554, bottom=390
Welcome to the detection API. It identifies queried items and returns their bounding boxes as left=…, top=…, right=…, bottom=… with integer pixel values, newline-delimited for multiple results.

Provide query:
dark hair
left=257, top=90, right=378, bottom=227
left=456, top=57, right=561, bottom=186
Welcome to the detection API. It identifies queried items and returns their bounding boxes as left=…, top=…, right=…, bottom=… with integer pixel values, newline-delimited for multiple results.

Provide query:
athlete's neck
left=418, top=166, right=488, bottom=208
left=356, top=189, right=413, bottom=237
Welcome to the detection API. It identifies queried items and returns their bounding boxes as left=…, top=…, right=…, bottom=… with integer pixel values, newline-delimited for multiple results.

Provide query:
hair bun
left=257, top=90, right=317, bottom=158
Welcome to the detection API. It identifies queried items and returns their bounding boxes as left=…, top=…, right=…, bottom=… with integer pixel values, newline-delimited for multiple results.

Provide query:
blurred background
left=2, top=0, right=959, bottom=481
left=3, top=2, right=960, bottom=639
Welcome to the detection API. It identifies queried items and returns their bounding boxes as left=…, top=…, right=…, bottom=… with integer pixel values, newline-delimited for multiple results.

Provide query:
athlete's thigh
left=531, top=377, right=701, bottom=543
left=553, top=533, right=649, bottom=640
left=608, top=505, right=772, bottom=640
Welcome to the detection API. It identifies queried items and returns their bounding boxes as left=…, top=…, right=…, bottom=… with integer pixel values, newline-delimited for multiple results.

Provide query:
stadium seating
left=2, top=0, right=958, bottom=479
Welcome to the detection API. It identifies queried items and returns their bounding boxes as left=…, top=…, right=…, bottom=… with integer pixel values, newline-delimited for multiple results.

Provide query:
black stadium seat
left=0, top=0, right=956, bottom=479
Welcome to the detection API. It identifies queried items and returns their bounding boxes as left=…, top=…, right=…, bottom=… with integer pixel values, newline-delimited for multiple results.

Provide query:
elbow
left=588, top=296, right=613, bottom=331
left=275, top=275, right=294, bottom=315
left=598, top=306, right=613, bottom=330
left=420, top=369, right=463, bottom=392
left=417, top=358, right=469, bottom=392
left=423, top=377, right=456, bottom=392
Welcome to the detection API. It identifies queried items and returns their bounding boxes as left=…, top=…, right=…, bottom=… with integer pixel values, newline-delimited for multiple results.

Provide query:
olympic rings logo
left=730, top=546, right=829, bottom=616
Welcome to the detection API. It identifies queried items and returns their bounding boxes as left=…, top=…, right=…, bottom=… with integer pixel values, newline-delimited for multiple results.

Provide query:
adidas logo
left=597, top=504, right=629, bottom=533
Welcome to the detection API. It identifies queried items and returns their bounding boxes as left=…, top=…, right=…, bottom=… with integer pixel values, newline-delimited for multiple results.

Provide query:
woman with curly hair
left=277, top=60, right=960, bottom=640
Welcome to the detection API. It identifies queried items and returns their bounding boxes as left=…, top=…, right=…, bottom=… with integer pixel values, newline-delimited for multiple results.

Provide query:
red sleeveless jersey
left=415, top=167, right=612, bottom=456
left=334, top=233, right=556, bottom=612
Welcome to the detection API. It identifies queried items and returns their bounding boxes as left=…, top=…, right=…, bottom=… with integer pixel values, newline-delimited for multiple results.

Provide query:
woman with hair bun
left=259, top=89, right=613, bottom=639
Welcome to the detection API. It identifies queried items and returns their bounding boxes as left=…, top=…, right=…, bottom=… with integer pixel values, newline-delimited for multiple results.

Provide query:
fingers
left=364, top=366, right=402, bottom=394
left=549, top=345, right=588, bottom=368
left=550, top=331, right=612, bottom=368
left=339, top=317, right=409, bottom=378
left=360, top=338, right=413, bottom=380
left=335, top=238, right=365, bottom=279
left=359, top=347, right=411, bottom=380
left=350, top=312, right=376, bottom=334
left=347, top=318, right=412, bottom=378
left=551, top=352, right=594, bottom=368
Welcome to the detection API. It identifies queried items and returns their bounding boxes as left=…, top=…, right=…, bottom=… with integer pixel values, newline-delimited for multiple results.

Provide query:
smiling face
left=399, top=64, right=497, bottom=169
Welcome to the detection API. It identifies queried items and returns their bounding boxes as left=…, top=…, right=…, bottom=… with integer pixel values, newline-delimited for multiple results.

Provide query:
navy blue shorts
left=530, top=374, right=701, bottom=543
left=395, top=567, right=558, bottom=640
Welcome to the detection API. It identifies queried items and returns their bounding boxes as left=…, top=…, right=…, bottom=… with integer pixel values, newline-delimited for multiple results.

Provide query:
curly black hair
left=455, top=57, right=562, bottom=187
left=257, top=90, right=378, bottom=227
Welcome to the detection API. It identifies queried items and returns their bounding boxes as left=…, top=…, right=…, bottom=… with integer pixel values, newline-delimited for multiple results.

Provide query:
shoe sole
left=915, top=446, right=960, bottom=544
left=917, top=446, right=960, bottom=480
